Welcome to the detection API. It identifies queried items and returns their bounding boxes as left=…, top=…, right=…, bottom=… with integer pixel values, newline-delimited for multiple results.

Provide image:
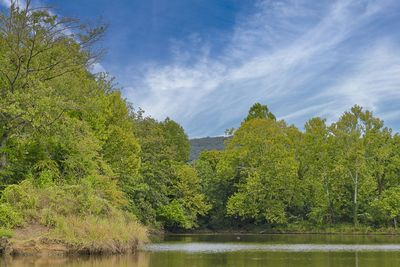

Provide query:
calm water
left=3, top=234, right=400, bottom=267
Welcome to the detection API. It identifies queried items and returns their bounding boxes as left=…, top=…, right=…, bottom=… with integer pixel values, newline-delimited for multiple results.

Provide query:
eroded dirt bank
left=0, top=224, right=140, bottom=256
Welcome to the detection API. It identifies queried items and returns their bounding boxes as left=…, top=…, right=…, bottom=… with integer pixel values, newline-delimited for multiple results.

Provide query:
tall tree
left=329, top=105, right=380, bottom=226
left=132, top=112, right=208, bottom=228
left=162, top=117, right=190, bottom=162
left=0, top=1, right=104, bottom=180
left=225, top=119, right=300, bottom=224
left=299, top=118, right=341, bottom=224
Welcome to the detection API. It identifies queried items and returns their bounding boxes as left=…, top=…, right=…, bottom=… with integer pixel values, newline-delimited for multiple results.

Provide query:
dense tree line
left=195, top=103, right=400, bottom=230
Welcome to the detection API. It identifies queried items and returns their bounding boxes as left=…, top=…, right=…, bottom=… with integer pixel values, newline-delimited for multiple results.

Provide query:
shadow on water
left=0, top=253, right=150, bottom=267
left=3, top=234, right=400, bottom=267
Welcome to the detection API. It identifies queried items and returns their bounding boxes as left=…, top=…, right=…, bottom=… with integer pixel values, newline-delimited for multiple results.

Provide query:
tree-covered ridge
left=195, top=103, right=400, bottom=230
left=189, top=136, right=227, bottom=161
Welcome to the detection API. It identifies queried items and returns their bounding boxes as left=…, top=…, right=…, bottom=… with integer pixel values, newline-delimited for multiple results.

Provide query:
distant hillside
left=189, top=136, right=228, bottom=161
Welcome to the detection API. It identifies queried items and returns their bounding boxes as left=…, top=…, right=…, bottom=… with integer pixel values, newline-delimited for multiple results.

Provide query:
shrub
left=1, top=180, right=37, bottom=212
left=0, top=203, right=23, bottom=228
left=157, top=200, right=191, bottom=229
left=51, top=213, right=148, bottom=253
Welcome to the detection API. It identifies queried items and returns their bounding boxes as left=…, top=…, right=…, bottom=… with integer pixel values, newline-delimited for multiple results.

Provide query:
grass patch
left=51, top=214, right=148, bottom=254
left=0, top=228, right=13, bottom=238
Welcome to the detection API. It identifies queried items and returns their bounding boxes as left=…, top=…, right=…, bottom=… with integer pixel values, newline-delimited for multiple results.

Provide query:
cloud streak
left=5, top=0, right=397, bottom=137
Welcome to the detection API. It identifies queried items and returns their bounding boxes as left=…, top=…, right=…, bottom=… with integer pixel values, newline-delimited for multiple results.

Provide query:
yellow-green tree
left=224, top=111, right=301, bottom=224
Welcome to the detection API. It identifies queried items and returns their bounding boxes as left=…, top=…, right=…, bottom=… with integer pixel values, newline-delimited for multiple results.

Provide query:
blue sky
left=2, top=0, right=400, bottom=137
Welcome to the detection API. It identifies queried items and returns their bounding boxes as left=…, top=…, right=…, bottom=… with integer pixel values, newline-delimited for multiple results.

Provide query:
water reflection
left=144, top=243, right=400, bottom=252
left=3, top=251, right=400, bottom=267
left=0, top=253, right=149, bottom=267
left=3, top=234, right=400, bottom=267
left=163, top=233, right=400, bottom=244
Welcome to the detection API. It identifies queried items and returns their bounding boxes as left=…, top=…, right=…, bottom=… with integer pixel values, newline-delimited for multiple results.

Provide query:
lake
left=3, top=234, right=400, bottom=266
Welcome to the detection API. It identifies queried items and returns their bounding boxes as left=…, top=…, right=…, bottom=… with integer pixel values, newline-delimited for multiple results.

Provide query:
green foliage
left=0, top=3, right=148, bottom=248
left=1, top=180, right=38, bottom=211
left=157, top=200, right=191, bottom=229
left=0, top=3, right=104, bottom=183
left=224, top=118, right=300, bottom=224
left=195, top=150, right=239, bottom=228
left=132, top=112, right=209, bottom=229
left=0, top=176, right=125, bottom=225
left=372, top=187, right=400, bottom=227
left=0, top=228, right=13, bottom=238
left=0, top=203, right=22, bottom=228
left=163, top=163, right=210, bottom=229
left=162, top=118, right=190, bottom=162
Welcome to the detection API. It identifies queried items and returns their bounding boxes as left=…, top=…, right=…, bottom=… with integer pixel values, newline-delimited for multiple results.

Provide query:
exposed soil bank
left=0, top=237, right=141, bottom=256
left=0, top=224, right=142, bottom=256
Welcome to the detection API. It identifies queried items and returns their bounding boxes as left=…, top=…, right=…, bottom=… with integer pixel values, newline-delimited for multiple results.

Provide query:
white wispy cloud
left=121, top=0, right=400, bottom=136
left=315, top=42, right=400, bottom=122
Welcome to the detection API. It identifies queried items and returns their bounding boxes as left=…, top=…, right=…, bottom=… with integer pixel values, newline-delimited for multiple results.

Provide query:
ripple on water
left=143, top=243, right=400, bottom=253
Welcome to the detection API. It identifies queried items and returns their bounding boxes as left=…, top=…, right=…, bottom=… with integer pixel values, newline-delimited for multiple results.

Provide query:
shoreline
left=0, top=236, right=142, bottom=257
left=166, top=231, right=400, bottom=236
left=166, top=227, right=400, bottom=236
left=3, top=226, right=400, bottom=257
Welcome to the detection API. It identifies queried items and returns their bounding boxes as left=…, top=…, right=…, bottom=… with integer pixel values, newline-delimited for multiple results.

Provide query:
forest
left=1, top=1, right=400, bottom=255
left=195, top=103, right=400, bottom=231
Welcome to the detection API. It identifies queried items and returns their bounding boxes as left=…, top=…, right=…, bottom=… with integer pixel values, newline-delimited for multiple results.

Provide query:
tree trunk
left=377, top=175, right=384, bottom=196
left=353, top=172, right=358, bottom=227
left=324, top=171, right=334, bottom=224
left=0, top=130, right=8, bottom=168
left=326, top=186, right=334, bottom=224
left=394, top=217, right=398, bottom=229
